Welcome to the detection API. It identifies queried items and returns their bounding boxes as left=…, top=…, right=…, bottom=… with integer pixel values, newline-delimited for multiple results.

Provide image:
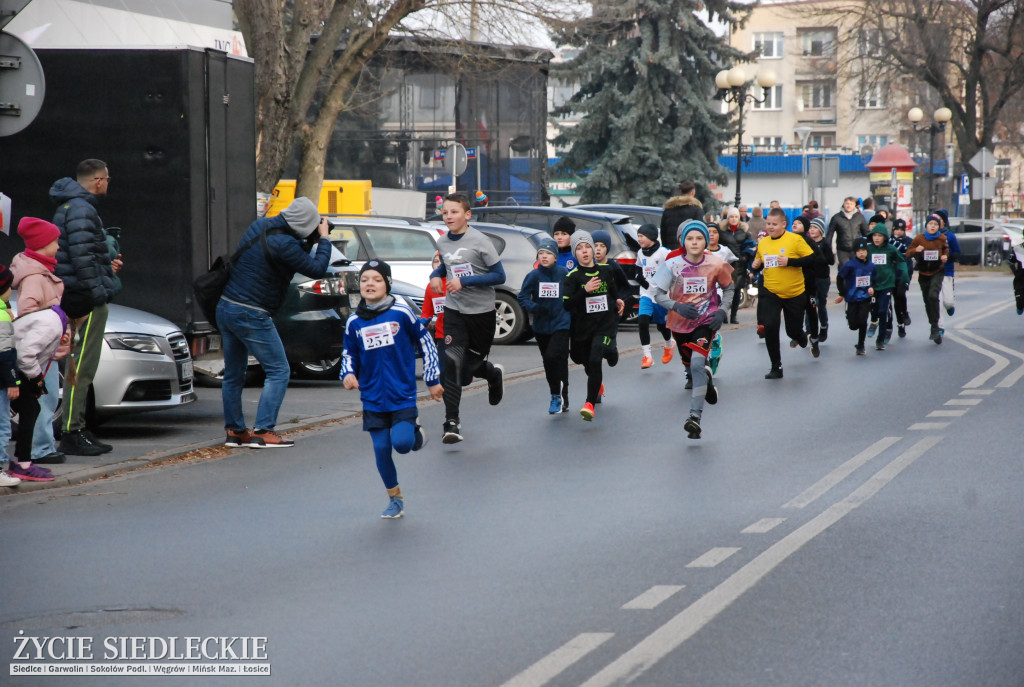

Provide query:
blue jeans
left=32, top=362, right=59, bottom=458
left=216, top=299, right=291, bottom=432
left=0, top=392, right=10, bottom=461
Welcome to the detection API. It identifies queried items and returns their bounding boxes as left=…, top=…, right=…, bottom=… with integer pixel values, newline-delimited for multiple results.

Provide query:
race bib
left=432, top=297, right=446, bottom=315
left=871, top=254, right=886, bottom=265
left=361, top=323, right=395, bottom=350
left=585, top=295, right=608, bottom=313
left=643, top=265, right=658, bottom=280
left=682, top=277, right=708, bottom=294
left=539, top=282, right=560, bottom=298
left=764, top=254, right=780, bottom=268
left=452, top=263, right=474, bottom=279
left=855, top=275, right=871, bottom=288
left=923, top=250, right=939, bottom=261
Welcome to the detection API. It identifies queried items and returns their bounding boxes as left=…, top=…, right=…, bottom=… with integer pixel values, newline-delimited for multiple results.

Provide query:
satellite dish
left=0, top=31, right=45, bottom=137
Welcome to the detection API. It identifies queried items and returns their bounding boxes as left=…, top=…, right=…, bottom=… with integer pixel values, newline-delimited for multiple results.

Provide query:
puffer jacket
left=825, top=211, right=869, bottom=253
left=717, top=220, right=755, bottom=276
left=11, top=252, right=64, bottom=314
left=14, top=307, right=65, bottom=379
left=221, top=214, right=332, bottom=313
left=660, top=195, right=704, bottom=250
left=50, top=177, right=115, bottom=306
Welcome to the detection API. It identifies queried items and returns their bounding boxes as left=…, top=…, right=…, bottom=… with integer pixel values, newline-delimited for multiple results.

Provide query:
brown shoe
left=224, top=428, right=251, bottom=447
left=247, top=429, right=294, bottom=448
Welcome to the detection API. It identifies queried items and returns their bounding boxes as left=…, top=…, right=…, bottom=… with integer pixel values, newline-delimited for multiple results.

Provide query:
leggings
left=370, top=422, right=416, bottom=490
left=534, top=330, right=569, bottom=396
left=570, top=334, right=618, bottom=404
left=637, top=315, right=671, bottom=347
left=672, top=334, right=710, bottom=419
left=11, top=389, right=41, bottom=462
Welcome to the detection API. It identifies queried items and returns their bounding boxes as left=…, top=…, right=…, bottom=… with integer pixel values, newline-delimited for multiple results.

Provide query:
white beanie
left=280, top=197, right=321, bottom=237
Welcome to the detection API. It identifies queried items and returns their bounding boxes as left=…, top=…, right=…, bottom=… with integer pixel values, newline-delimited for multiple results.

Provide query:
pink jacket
left=11, top=253, right=71, bottom=361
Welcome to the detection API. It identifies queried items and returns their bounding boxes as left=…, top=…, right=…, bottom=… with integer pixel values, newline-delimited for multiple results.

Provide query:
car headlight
left=105, top=333, right=163, bottom=354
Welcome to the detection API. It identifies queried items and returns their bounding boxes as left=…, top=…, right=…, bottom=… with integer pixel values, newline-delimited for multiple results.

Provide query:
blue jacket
left=836, top=258, right=875, bottom=302
left=221, top=215, right=331, bottom=312
left=50, top=177, right=116, bottom=306
left=942, top=230, right=961, bottom=275
left=518, top=264, right=571, bottom=335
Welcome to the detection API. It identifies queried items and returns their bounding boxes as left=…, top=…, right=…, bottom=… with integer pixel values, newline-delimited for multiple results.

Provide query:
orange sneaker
left=580, top=402, right=595, bottom=421
left=662, top=346, right=674, bottom=364
left=641, top=356, right=653, bottom=369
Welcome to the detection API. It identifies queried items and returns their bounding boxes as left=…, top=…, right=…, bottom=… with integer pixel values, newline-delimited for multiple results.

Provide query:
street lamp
left=908, top=106, right=953, bottom=210
left=716, top=66, right=778, bottom=208
left=795, top=125, right=813, bottom=209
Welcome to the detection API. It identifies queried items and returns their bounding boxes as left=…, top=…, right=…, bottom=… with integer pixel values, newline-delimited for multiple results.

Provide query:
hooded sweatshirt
left=864, top=228, right=909, bottom=291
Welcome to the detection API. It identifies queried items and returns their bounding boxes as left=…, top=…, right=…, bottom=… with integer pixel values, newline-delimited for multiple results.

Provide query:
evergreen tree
left=552, top=0, right=750, bottom=207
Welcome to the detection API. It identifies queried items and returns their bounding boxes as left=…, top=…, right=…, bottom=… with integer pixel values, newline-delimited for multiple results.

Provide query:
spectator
left=219, top=196, right=332, bottom=448
left=50, top=159, right=121, bottom=457
left=717, top=207, right=755, bottom=324
left=660, top=180, right=704, bottom=250
left=746, top=206, right=766, bottom=236
left=826, top=196, right=870, bottom=267
left=739, top=204, right=750, bottom=222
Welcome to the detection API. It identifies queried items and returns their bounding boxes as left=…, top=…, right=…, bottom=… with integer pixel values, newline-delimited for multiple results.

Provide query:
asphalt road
left=2, top=273, right=1022, bottom=686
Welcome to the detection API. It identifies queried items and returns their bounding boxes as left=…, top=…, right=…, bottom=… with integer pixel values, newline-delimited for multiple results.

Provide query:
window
left=857, top=30, right=884, bottom=57
left=328, top=226, right=369, bottom=261
left=800, top=82, right=833, bottom=109
left=809, top=133, right=834, bottom=149
left=548, top=78, right=577, bottom=110
left=857, top=135, right=889, bottom=149
left=752, top=136, right=784, bottom=151
left=754, top=32, right=784, bottom=59
left=752, top=85, right=783, bottom=110
left=361, top=228, right=438, bottom=261
left=858, top=84, right=886, bottom=109
left=800, top=29, right=836, bottom=57
left=418, top=87, right=438, bottom=110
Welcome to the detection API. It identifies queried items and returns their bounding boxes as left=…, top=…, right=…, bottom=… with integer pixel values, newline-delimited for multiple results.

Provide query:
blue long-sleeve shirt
left=518, top=264, right=570, bottom=335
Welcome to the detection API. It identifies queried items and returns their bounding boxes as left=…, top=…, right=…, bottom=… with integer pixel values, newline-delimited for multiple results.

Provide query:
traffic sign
left=443, top=143, right=468, bottom=176
left=971, top=177, right=996, bottom=200
left=960, top=174, right=969, bottom=193
left=969, top=148, right=996, bottom=175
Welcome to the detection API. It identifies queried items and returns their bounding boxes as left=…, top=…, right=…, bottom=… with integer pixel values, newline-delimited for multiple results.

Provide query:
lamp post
left=795, top=125, right=813, bottom=209
left=907, top=106, right=953, bottom=211
left=716, top=66, right=778, bottom=208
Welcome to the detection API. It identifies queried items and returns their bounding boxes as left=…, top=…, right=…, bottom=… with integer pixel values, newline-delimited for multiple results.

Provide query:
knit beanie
left=925, top=213, right=943, bottom=231
left=359, top=259, right=392, bottom=294
left=17, top=217, right=61, bottom=251
left=0, top=264, right=12, bottom=293
left=934, top=209, right=949, bottom=228
left=677, top=219, right=709, bottom=247
left=810, top=216, right=827, bottom=234
left=475, top=190, right=488, bottom=204
left=553, top=216, right=576, bottom=236
left=280, top=197, right=321, bottom=238
left=854, top=237, right=870, bottom=252
left=892, top=218, right=907, bottom=232
left=591, top=229, right=612, bottom=249
left=536, top=237, right=558, bottom=257
left=570, top=230, right=594, bottom=257
left=637, top=223, right=659, bottom=242
left=868, top=213, right=886, bottom=226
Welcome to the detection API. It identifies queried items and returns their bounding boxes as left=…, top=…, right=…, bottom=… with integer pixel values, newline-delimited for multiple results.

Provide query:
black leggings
left=760, top=290, right=808, bottom=368
left=637, top=315, right=670, bottom=347
left=11, top=387, right=40, bottom=461
left=570, top=333, right=618, bottom=404
left=534, top=330, right=569, bottom=396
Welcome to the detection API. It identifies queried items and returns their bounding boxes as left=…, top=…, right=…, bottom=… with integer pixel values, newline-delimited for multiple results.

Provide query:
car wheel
left=291, top=358, right=342, bottom=380
left=984, top=247, right=1004, bottom=267
left=494, top=292, right=527, bottom=345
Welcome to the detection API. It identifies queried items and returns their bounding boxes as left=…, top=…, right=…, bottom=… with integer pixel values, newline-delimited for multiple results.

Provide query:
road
left=2, top=273, right=1022, bottom=686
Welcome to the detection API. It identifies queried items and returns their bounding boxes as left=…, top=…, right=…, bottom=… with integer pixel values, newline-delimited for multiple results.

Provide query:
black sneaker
left=684, top=415, right=702, bottom=439
left=59, top=430, right=105, bottom=457
left=413, top=420, right=427, bottom=451
left=488, top=365, right=504, bottom=406
left=876, top=342, right=886, bottom=351
left=855, top=345, right=866, bottom=356
left=34, top=451, right=67, bottom=464
left=810, top=339, right=820, bottom=358
left=604, top=343, right=619, bottom=367
left=930, top=326, right=942, bottom=344
left=904, top=313, right=912, bottom=326
left=703, top=365, right=718, bottom=405
left=764, top=367, right=783, bottom=380
left=818, top=326, right=828, bottom=343
left=898, top=324, right=907, bottom=338
left=684, top=375, right=693, bottom=390
left=82, top=430, right=113, bottom=453
left=442, top=419, right=463, bottom=444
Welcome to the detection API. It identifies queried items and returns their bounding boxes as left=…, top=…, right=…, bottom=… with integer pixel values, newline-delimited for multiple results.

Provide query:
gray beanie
left=280, top=196, right=321, bottom=237
left=570, top=230, right=595, bottom=257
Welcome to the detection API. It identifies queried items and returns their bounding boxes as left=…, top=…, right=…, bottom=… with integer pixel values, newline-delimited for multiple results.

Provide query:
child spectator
left=651, top=220, right=734, bottom=439
left=834, top=239, right=876, bottom=355
left=633, top=224, right=674, bottom=369
left=889, top=218, right=914, bottom=337
left=0, top=265, right=26, bottom=486
left=562, top=231, right=623, bottom=420
left=421, top=251, right=446, bottom=382
left=552, top=217, right=577, bottom=270
left=342, top=260, right=442, bottom=519
left=518, top=237, right=571, bottom=414
left=905, top=213, right=949, bottom=343
left=864, top=224, right=909, bottom=349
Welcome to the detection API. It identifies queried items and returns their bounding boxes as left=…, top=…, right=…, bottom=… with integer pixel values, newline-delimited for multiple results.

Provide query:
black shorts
left=363, top=406, right=418, bottom=432
left=672, top=326, right=715, bottom=357
left=443, top=308, right=495, bottom=359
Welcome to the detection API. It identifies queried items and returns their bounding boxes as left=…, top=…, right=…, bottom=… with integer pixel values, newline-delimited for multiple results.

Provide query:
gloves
left=709, top=309, right=727, bottom=331
left=672, top=302, right=700, bottom=319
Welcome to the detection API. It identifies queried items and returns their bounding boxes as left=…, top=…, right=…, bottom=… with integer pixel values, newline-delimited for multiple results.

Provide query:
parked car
left=11, top=296, right=196, bottom=429
left=943, top=218, right=1023, bottom=266
left=574, top=204, right=664, bottom=228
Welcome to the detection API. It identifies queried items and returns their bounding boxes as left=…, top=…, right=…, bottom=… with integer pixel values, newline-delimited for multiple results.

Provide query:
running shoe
left=442, top=419, right=463, bottom=444
left=789, top=338, right=798, bottom=348
left=818, top=326, right=828, bottom=342
left=548, top=394, right=562, bottom=414
left=756, top=324, right=765, bottom=339
left=684, top=375, right=692, bottom=390
left=876, top=342, right=886, bottom=351
left=764, top=367, right=783, bottom=379
left=381, top=497, right=404, bottom=519
left=684, top=415, right=701, bottom=439
left=248, top=430, right=294, bottom=448
left=704, top=365, right=718, bottom=405
left=580, top=402, right=595, bottom=421
left=898, top=324, right=906, bottom=338
left=488, top=364, right=504, bottom=405
left=855, top=345, right=866, bottom=356
left=413, top=420, right=426, bottom=451
left=641, top=356, right=653, bottom=369
left=867, top=320, right=878, bottom=336
left=224, top=428, right=250, bottom=447
left=8, top=462, right=54, bottom=482
left=561, top=389, right=569, bottom=413
left=810, top=339, right=820, bottom=358
left=0, top=470, right=21, bottom=487
left=662, top=346, right=674, bottom=364
left=946, top=306, right=955, bottom=316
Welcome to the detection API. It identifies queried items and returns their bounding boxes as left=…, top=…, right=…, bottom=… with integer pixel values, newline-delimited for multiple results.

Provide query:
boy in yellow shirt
left=750, top=208, right=820, bottom=379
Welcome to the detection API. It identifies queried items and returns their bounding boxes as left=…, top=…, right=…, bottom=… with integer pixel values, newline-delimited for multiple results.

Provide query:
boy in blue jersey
left=834, top=239, right=876, bottom=355
left=342, top=260, right=443, bottom=519
left=553, top=216, right=577, bottom=270
left=518, top=237, right=571, bottom=414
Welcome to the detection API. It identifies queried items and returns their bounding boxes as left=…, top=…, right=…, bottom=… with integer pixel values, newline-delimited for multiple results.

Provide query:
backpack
left=193, top=228, right=285, bottom=329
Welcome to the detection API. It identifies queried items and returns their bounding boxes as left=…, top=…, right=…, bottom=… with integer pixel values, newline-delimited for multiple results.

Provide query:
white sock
left=642, top=345, right=651, bottom=358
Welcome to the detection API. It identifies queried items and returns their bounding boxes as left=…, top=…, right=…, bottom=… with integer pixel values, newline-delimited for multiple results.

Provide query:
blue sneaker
left=381, top=497, right=404, bottom=519
left=867, top=321, right=878, bottom=336
left=548, top=394, right=562, bottom=414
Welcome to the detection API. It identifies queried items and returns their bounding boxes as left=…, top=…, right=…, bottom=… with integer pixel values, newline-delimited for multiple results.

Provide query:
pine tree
left=552, top=0, right=750, bottom=207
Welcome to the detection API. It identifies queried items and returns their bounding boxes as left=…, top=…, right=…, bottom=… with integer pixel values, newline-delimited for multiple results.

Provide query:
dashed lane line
left=783, top=436, right=901, bottom=510
left=959, top=389, right=992, bottom=395
left=499, top=633, right=615, bottom=687
left=686, top=547, right=741, bottom=568
left=741, top=518, right=787, bottom=534
left=909, top=422, right=950, bottom=430
left=945, top=398, right=982, bottom=406
left=621, top=586, right=686, bottom=611
left=927, top=410, right=968, bottom=418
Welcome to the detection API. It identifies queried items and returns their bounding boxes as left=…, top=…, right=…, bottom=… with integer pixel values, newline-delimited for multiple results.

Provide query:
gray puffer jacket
left=50, top=177, right=115, bottom=307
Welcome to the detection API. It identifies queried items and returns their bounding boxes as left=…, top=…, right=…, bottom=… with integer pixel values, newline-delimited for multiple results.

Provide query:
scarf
left=26, top=249, right=57, bottom=272
left=356, top=295, right=396, bottom=320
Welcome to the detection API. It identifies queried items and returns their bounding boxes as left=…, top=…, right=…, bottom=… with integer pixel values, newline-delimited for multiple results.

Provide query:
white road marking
left=579, top=436, right=942, bottom=687
left=621, top=586, right=685, bottom=610
left=959, top=389, right=992, bottom=395
left=686, top=547, right=740, bottom=568
left=783, top=436, right=901, bottom=509
left=741, top=518, right=787, bottom=534
left=927, top=410, right=967, bottom=417
left=945, top=398, right=981, bottom=406
left=946, top=331, right=1009, bottom=388
left=500, top=632, right=614, bottom=687
left=909, top=422, right=950, bottom=430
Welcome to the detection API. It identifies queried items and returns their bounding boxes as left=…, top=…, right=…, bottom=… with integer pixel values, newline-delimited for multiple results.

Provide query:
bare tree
left=235, top=0, right=583, bottom=199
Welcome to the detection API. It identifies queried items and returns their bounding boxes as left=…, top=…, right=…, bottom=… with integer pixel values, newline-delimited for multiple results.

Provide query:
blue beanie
left=677, top=219, right=709, bottom=247
left=591, top=229, right=612, bottom=249
left=536, top=237, right=558, bottom=256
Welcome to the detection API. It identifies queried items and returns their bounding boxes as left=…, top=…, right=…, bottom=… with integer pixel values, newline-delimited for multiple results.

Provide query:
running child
left=633, top=224, right=673, bottom=369
left=552, top=217, right=577, bottom=270
left=518, top=237, right=571, bottom=414
left=864, top=223, right=908, bottom=349
left=651, top=220, right=734, bottom=439
left=429, top=193, right=506, bottom=443
left=563, top=231, right=624, bottom=421
left=834, top=239, right=876, bottom=355
left=806, top=217, right=834, bottom=342
left=889, top=218, right=914, bottom=337
left=421, top=251, right=446, bottom=382
left=904, top=213, right=949, bottom=344
left=342, top=260, right=443, bottom=519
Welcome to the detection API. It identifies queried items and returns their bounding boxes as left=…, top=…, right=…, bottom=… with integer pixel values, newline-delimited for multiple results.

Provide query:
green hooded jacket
left=865, top=225, right=908, bottom=291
